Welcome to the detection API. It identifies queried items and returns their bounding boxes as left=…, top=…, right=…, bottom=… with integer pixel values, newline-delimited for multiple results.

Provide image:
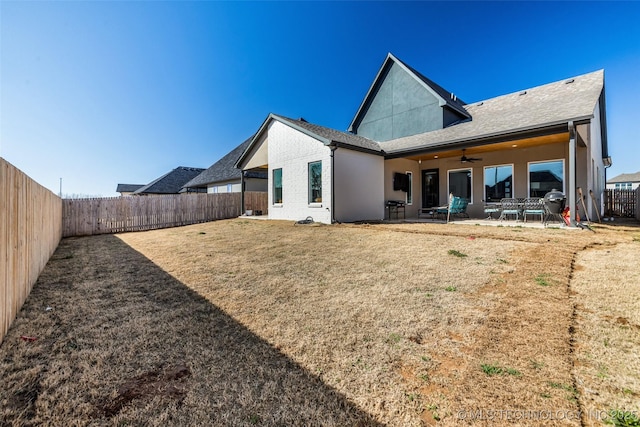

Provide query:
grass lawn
left=1, top=219, right=639, bottom=426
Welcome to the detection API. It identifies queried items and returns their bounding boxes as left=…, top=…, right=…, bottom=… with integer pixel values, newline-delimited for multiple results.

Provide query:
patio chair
left=434, top=194, right=469, bottom=222
left=483, top=201, right=501, bottom=220
left=499, top=198, right=520, bottom=221
left=523, top=198, right=545, bottom=223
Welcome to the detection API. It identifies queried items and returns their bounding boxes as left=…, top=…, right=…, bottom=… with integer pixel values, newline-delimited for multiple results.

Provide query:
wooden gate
left=604, top=189, right=637, bottom=218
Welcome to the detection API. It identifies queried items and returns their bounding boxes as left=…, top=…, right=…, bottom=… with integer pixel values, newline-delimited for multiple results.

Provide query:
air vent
left=565, top=79, right=575, bottom=84
left=477, top=102, right=484, bottom=106
left=450, top=93, right=457, bottom=102
left=519, top=91, right=527, bottom=96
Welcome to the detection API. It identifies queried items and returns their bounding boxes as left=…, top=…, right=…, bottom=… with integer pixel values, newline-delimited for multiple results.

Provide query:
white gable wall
left=333, top=149, right=385, bottom=222
left=268, top=121, right=332, bottom=224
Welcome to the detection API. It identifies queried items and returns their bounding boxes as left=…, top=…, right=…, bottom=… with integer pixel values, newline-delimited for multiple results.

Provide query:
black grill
left=543, top=190, right=566, bottom=214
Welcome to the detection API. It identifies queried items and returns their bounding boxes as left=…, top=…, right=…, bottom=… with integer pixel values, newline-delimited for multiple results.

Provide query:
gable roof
left=133, top=166, right=205, bottom=195
left=382, top=69, right=605, bottom=156
left=116, top=183, right=144, bottom=193
left=182, top=137, right=256, bottom=189
left=274, top=115, right=382, bottom=153
left=607, top=172, right=640, bottom=184
left=236, top=113, right=382, bottom=169
left=348, top=53, right=470, bottom=133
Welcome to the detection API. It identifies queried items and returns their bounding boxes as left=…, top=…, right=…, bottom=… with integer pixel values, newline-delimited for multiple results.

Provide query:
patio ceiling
left=403, top=131, right=570, bottom=162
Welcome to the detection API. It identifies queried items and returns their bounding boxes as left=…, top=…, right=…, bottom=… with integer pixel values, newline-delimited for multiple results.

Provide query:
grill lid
left=543, top=190, right=565, bottom=202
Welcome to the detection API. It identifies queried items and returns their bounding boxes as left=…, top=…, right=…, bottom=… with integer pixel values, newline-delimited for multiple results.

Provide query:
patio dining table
left=492, top=198, right=546, bottom=222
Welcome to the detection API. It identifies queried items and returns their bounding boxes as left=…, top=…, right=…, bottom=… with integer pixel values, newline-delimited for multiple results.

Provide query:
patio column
left=568, top=121, right=576, bottom=227
left=240, top=172, right=245, bottom=216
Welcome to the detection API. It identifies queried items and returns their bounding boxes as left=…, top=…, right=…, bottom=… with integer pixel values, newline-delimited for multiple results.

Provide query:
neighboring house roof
left=133, top=166, right=205, bottom=195
left=348, top=52, right=470, bottom=133
left=116, top=183, right=144, bottom=193
left=236, top=114, right=383, bottom=169
left=182, top=137, right=261, bottom=189
left=607, top=172, right=640, bottom=184
left=382, top=69, right=605, bottom=156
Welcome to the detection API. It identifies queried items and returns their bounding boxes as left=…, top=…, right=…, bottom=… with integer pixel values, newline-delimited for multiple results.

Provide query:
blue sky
left=1, top=1, right=639, bottom=197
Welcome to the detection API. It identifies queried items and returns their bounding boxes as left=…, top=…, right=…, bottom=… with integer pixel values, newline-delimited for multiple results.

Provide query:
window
left=529, top=160, right=564, bottom=197
left=308, top=161, right=322, bottom=203
left=405, top=171, right=413, bottom=205
left=227, top=184, right=233, bottom=193
left=484, top=165, right=513, bottom=202
left=448, top=169, right=472, bottom=203
left=273, top=168, right=283, bottom=204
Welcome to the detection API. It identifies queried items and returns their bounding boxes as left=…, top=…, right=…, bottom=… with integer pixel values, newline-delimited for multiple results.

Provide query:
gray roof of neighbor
left=133, top=166, right=205, bottom=195
left=607, top=172, right=640, bottom=183
left=382, top=69, right=604, bottom=155
left=116, top=183, right=144, bottom=193
left=273, top=115, right=383, bottom=153
left=183, top=137, right=256, bottom=188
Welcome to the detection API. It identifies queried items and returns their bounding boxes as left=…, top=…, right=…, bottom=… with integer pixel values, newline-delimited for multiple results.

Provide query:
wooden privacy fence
left=604, top=189, right=637, bottom=218
left=62, top=191, right=268, bottom=237
left=1, top=158, right=62, bottom=345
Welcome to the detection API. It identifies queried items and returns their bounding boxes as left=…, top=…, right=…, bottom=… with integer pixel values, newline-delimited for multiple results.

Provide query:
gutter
left=383, top=119, right=591, bottom=159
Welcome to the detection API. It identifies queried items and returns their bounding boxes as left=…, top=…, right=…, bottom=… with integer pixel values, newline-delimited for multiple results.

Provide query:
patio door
left=422, top=169, right=439, bottom=208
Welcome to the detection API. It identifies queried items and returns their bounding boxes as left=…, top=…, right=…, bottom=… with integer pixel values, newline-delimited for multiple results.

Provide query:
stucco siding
left=415, top=142, right=568, bottom=218
left=384, top=159, right=421, bottom=218
left=267, top=121, right=332, bottom=224
left=357, top=63, right=442, bottom=142
left=334, top=149, right=385, bottom=222
left=589, top=100, right=606, bottom=218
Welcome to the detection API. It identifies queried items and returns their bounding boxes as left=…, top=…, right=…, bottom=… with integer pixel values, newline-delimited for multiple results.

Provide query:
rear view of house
left=237, top=53, right=610, bottom=225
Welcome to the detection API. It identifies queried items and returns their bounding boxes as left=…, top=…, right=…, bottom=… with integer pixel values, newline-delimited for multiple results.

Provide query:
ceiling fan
left=460, top=149, right=482, bottom=163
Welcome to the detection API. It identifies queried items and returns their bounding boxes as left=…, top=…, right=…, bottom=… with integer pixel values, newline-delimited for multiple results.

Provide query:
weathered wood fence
left=604, top=189, right=638, bottom=218
left=62, top=191, right=268, bottom=237
left=1, top=158, right=62, bottom=344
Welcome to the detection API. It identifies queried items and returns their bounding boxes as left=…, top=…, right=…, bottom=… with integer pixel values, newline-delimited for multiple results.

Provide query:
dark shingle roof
left=348, top=53, right=471, bottom=133
left=382, top=69, right=604, bottom=155
left=273, top=115, right=383, bottom=154
left=607, top=172, right=640, bottom=184
left=133, top=166, right=205, bottom=195
left=183, top=137, right=255, bottom=188
left=394, top=56, right=470, bottom=118
left=116, top=183, right=144, bottom=193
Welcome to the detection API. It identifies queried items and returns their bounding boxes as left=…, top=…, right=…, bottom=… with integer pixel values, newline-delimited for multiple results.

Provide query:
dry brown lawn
left=1, top=218, right=639, bottom=426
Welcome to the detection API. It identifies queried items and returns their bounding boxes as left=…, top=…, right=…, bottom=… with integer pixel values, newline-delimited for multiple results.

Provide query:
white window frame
left=308, top=160, right=322, bottom=205
left=527, top=159, right=565, bottom=197
left=273, top=168, right=283, bottom=205
left=405, top=171, right=413, bottom=205
left=447, top=167, right=473, bottom=204
left=483, top=163, right=514, bottom=202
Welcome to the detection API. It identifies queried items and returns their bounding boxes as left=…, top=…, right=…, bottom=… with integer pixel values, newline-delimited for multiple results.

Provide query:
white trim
left=483, top=163, right=514, bottom=201
left=447, top=167, right=473, bottom=204
left=527, top=158, right=566, bottom=197
left=405, top=170, right=413, bottom=205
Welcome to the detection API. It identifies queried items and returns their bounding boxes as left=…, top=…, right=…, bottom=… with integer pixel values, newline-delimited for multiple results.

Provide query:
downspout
left=568, top=121, right=577, bottom=227
left=330, top=145, right=337, bottom=224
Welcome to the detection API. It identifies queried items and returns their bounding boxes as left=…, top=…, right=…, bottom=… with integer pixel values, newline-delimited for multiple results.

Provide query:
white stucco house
left=236, top=53, right=610, bottom=225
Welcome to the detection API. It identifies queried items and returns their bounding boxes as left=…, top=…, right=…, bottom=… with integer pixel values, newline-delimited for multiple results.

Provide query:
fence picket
left=604, top=189, right=637, bottom=218
left=1, top=158, right=62, bottom=344
left=61, top=192, right=268, bottom=237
